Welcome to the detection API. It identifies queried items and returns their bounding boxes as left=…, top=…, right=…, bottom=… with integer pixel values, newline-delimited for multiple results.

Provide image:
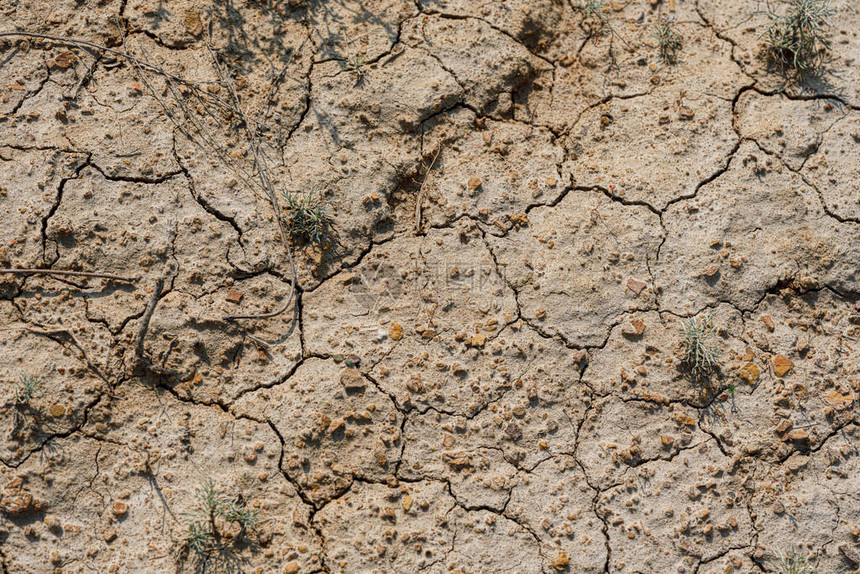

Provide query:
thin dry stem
left=414, top=147, right=442, bottom=234
left=0, top=268, right=138, bottom=282
left=206, top=40, right=297, bottom=324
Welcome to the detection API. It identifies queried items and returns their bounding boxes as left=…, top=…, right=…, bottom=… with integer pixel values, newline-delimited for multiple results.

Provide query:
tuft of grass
left=574, top=0, right=606, bottom=18
left=761, top=0, right=833, bottom=83
left=345, top=55, right=367, bottom=83
left=180, top=520, right=213, bottom=559
left=15, top=374, right=42, bottom=405
left=680, top=315, right=721, bottom=375
left=768, top=548, right=816, bottom=574
left=177, top=480, right=260, bottom=566
left=653, top=17, right=683, bottom=64
left=282, top=190, right=333, bottom=246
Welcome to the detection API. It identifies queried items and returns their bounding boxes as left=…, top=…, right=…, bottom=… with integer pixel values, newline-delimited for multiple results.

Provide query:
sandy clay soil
left=1, top=0, right=860, bottom=572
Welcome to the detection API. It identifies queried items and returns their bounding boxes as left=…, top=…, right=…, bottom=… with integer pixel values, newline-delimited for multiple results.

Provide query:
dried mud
left=1, top=0, right=859, bottom=573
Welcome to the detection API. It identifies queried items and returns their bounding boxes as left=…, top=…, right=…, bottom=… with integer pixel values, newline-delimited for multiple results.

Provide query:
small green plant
left=768, top=548, right=816, bottom=574
left=761, top=0, right=833, bottom=83
left=345, top=55, right=367, bottom=83
left=176, top=481, right=259, bottom=567
left=680, top=315, right=721, bottom=375
left=574, top=0, right=606, bottom=18
left=282, top=190, right=333, bottom=246
left=177, top=480, right=260, bottom=567
left=14, top=374, right=42, bottom=404
left=653, top=16, right=683, bottom=64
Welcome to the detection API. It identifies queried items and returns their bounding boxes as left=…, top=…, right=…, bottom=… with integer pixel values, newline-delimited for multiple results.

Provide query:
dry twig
left=414, top=147, right=442, bottom=234
left=0, top=268, right=138, bottom=282
left=205, top=40, right=298, bottom=323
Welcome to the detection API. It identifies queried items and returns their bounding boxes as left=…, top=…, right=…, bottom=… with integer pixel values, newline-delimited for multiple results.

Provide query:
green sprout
left=574, top=0, right=606, bottom=19
left=768, top=548, right=816, bottom=574
left=282, top=190, right=333, bottom=246
left=177, top=480, right=260, bottom=567
left=761, top=0, right=833, bottom=83
left=15, top=374, right=42, bottom=405
left=653, top=16, right=683, bottom=64
left=345, top=55, right=367, bottom=83
left=680, top=314, right=721, bottom=375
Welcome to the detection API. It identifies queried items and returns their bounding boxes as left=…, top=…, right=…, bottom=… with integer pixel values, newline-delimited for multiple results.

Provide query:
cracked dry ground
left=1, top=0, right=860, bottom=573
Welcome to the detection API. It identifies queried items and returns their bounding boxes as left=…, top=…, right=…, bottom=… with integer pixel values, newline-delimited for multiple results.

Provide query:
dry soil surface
left=1, top=0, right=860, bottom=573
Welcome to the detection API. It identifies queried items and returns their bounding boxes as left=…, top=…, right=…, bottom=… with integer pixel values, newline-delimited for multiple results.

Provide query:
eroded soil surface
left=1, top=0, right=859, bottom=572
